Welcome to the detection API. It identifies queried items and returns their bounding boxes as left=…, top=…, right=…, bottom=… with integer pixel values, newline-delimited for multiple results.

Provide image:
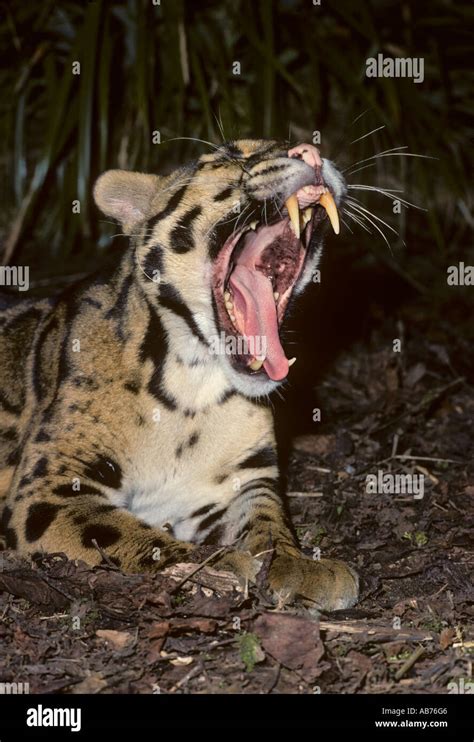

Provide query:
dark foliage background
left=0, top=0, right=471, bottom=273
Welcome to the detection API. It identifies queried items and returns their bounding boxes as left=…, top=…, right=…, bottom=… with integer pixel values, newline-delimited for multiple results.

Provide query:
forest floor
left=0, top=283, right=472, bottom=695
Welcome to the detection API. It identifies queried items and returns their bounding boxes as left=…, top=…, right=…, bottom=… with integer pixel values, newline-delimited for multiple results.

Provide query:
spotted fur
left=0, top=140, right=358, bottom=610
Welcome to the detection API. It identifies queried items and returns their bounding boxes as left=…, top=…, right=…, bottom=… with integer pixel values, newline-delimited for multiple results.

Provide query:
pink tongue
left=229, top=265, right=289, bottom=381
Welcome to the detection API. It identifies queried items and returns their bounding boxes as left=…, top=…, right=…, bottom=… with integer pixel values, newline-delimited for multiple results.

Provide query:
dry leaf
left=293, top=434, right=336, bottom=456
left=439, top=627, right=455, bottom=650
left=254, top=613, right=324, bottom=681
left=71, top=673, right=108, bottom=694
left=170, top=618, right=217, bottom=634
left=147, top=621, right=170, bottom=640
left=96, top=629, right=133, bottom=650
left=170, top=656, right=193, bottom=666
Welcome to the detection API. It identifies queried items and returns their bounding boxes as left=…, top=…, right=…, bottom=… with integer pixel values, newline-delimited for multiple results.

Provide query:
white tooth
left=285, top=194, right=300, bottom=239
left=273, top=292, right=280, bottom=300
left=224, top=291, right=231, bottom=301
left=249, top=220, right=258, bottom=230
left=319, top=191, right=340, bottom=235
left=230, top=314, right=236, bottom=322
left=225, top=300, right=233, bottom=310
left=288, top=357, right=297, bottom=367
left=290, top=221, right=299, bottom=237
left=249, top=358, right=264, bottom=371
left=302, top=207, right=313, bottom=226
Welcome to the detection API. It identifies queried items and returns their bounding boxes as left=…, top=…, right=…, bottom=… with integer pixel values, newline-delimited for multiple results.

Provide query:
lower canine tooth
left=249, top=220, right=258, bottom=230
left=249, top=358, right=264, bottom=371
left=302, top=207, right=313, bottom=226
left=285, top=194, right=300, bottom=239
left=273, top=291, right=280, bottom=300
left=319, top=191, right=340, bottom=235
left=288, top=357, right=297, bottom=367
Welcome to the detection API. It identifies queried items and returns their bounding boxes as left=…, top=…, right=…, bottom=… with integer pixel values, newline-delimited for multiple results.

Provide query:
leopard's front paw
left=268, top=554, right=359, bottom=611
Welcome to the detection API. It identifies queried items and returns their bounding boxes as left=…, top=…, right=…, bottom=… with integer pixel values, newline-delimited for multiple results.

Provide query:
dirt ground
left=0, top=284, right=472, bottom=695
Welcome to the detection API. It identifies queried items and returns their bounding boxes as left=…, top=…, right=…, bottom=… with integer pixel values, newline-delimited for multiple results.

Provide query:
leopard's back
left=0, top=296, right=51, bottom=457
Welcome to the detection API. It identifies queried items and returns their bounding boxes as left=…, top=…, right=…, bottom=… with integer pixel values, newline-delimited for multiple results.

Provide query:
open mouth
left=212, top=179, right=340, bottom=383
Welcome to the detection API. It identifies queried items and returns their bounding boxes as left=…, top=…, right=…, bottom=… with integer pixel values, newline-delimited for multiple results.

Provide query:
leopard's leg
left=5, top=442, right=266, bottom=576
left=223, top=473, right=359, bottom=611
left=3, top=432, right=262, bottom=577
left=6, top=465, right=193, bottom=572
left=0, top=467, right=14, bottom=501
left=0, top=467, right=15, bottom=548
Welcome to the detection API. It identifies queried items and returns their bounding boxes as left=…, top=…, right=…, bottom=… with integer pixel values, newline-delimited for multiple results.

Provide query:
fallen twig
left=287, top=491, right=323, bottom=498
left=165, top=547, right=241, bottom=594
left=371, top=377, right=464, bottom=433
left=320, top=621, right=435, bottom=643
left=91, top=538, right=120, bottom=570
left=395, top=646, right=425, bottom=680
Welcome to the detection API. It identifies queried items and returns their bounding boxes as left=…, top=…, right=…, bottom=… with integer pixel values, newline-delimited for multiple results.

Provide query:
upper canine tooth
left=249, top=220, right=258, bottom=230
left=288, top=357, right=297, bottom=367
left=285, top=194, right=300, bottom=239
left=273, top=291, right=280, bottom=301
left=319, top=191, right=340, bottom=235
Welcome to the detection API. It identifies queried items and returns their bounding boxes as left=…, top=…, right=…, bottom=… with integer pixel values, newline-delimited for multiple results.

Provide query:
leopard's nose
left=288, top=143, right=322, bottom=170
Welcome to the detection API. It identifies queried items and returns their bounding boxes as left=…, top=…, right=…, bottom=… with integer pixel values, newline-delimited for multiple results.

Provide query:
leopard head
left=94, top=140, right=345, bottom=398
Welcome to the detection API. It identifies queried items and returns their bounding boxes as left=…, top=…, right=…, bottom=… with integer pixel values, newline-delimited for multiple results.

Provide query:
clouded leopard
left=0, top=140, right=358, bottom=611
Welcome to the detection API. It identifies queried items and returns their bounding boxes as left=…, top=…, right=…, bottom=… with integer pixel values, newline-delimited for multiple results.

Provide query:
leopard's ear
left=93, top=170, right=160, bottom=234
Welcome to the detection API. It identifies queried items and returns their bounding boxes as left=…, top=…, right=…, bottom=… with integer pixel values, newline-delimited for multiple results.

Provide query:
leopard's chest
left=108, top=393, right=254, bottom=541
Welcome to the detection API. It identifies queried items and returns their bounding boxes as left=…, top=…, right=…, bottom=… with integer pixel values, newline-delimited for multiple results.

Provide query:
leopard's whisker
left=213, top=110, right=226, bottom=144
left=342, top=208, right=373, bottom=235
left=347, top=184, right=426, bottom=211
left=273, top=387, right=285, bottom=403
left=344, top=148, right=436, bottom=175
left=344, top=202, right=396, bottom=253
left=349, top=125, right=386, bottom=146
left=230, top=203, right=253, bottom=238
left=350, top=109, right=370, bottom=126
left=343, top=146, right=410, bottom=173
left=346, top=197, right=400, bottom=237
left=340, top=216, right=354, bottom=234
